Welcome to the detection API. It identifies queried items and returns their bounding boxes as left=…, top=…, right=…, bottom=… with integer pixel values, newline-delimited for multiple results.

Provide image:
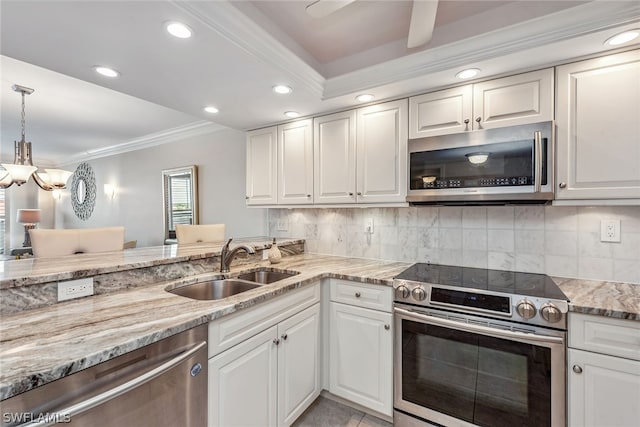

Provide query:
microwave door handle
left=534, top=130, right=542, bottom=193
left=21, top=340, right=207, bottom=427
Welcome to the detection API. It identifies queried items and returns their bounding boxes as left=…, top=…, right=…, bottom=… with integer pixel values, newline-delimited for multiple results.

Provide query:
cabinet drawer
left=330, top=279, right=392, bottom=312
left=569, top=313, right=640, bottom=361
left=209, top=283, right=320, bottom=357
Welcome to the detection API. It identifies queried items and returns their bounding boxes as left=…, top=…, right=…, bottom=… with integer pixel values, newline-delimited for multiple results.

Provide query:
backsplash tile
left=270, top=205, right=640, bottom=284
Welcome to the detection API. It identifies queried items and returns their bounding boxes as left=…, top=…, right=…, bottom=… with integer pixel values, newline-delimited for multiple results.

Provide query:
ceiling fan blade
left=305, top=0, right=357, bottom=18
left=407, top=0, right=439, bottom=48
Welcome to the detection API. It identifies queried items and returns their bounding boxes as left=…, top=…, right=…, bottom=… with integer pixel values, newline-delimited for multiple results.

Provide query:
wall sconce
left=103, top=184, right=115, bottom=199
left=17, top=208, right=41, bottom=247
left=52, top=189, right=62, bottom=200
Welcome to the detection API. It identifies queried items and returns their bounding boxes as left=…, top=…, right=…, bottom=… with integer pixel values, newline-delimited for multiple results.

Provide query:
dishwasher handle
left=20, top=340, right=207, bottom=427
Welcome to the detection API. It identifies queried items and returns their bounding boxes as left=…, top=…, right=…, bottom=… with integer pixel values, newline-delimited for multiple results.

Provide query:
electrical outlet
left=58, top=278, right=94, bottom=302
left=600, top=219, right=621, bottom=243
left=364, top=218, right=374, bottom=234
left=276, top=220, right=289, bottom=231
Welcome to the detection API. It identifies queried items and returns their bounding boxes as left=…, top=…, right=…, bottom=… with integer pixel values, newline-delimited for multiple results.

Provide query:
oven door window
left=401, top=319, right=552, bottom=427
left=409, top=139, right=547, bottom=190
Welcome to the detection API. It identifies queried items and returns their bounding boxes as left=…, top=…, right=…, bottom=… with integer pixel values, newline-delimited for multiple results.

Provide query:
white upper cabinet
left=556, top=50, right=640, bottom=201
left=246, top=126, right=278, bottom=205
left=313, top=111, right=357, bottom=204
left=277, top=119, right=314, bottom=204
left=409, top=85, right=473, bottom=138
left=356, top=99, right=408, bottom=204
left=409, top=68, right=554, bottom=138
left=472, top=68, right=554, bottom=130
left=314, top=100, right=408, bottom=205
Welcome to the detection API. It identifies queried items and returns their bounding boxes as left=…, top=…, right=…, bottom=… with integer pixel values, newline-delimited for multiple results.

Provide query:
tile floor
left=293, top=396, right=392, bottom=427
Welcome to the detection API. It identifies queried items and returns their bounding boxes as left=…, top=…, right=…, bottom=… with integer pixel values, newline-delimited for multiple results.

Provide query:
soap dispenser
left=268, top=238, right=282, bottom=264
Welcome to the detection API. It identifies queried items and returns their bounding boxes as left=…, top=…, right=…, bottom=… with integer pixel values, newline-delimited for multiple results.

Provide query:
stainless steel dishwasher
left=1, top=324, right=207, bottom=427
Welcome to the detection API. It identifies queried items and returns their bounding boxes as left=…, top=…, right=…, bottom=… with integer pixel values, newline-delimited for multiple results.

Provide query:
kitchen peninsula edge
left=0, top=237, right=304, bottom=315
left=1, top=252, right=638, bottom=401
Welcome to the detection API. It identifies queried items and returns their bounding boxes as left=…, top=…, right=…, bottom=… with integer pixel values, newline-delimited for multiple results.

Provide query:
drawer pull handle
left=355, top=292, right=361, bottom=298
left=572, top=365, right=583, bottom=374
left=384, top=324, right=390, bottom=330
left=273, top=338, right=280, bottom=346
left=281, top=334, right=288, bottom=341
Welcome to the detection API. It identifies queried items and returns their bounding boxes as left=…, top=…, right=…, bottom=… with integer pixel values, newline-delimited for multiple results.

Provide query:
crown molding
left=323, top=1, right=640, bottom=99
left=60, top=121, right=225, bottom=166
left=171, top=0, right=326, bottom=98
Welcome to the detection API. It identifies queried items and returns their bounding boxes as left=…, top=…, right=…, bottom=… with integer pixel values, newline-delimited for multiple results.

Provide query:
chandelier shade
left=0, top=84, right=73, bottom=190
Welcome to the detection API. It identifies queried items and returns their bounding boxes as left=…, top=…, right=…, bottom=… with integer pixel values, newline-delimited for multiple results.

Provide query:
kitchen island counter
left=0, top=253, right=409, bottom=400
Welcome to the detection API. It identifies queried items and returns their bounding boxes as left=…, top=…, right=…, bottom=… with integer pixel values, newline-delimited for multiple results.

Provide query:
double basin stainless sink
left=167, top=268, right=300, bottom=301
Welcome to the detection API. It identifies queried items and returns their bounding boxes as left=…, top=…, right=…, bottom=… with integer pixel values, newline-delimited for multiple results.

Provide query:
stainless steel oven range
left=393, top=263, right=568, bottom=427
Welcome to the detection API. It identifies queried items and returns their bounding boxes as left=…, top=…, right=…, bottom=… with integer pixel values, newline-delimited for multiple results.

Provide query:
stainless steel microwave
left=407, top=121, right=554, bottom=205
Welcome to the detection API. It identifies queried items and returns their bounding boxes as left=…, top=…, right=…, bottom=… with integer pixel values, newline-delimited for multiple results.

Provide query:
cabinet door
left=356, top=99, right=408, bottom=204
left=278, top=119, right=314, bottom=204
left=209, top=326, right=278, bottom=427
left=246, top=127, right=278, bottom=205
left=313, top=111, right=357, bottom=204
left=329, top=302, right=393, bottom=416
left=277, top=304, right=321, bottom=427
left=556, top=50, right=640, bottom=200
left=473, top=68, right=554, bottom=130
left=409, top=85, right=473, bottom=138
left=568, top=348, right=640, bottom=427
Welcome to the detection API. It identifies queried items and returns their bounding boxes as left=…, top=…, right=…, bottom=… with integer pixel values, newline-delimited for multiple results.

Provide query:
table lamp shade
left=17, top=209, right=41, bottom=224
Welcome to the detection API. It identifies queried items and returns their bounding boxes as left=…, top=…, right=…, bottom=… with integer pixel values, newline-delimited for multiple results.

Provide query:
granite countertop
left=0, top=237, right=304, bottom=289
left=0, top=254, right=410, bottom=400
left=1, top=250, right=639, bottom=402
left=556, top=277, right=640, bottom=321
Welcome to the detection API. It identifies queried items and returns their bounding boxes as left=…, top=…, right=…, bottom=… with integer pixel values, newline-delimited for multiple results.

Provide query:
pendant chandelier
left=0, top=84, right=73, bottom=190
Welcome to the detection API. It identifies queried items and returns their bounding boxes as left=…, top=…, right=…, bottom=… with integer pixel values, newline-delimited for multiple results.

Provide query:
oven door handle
left=534, top=130, right=542, bottom=193
left=395, top=307, right=564, bottom=345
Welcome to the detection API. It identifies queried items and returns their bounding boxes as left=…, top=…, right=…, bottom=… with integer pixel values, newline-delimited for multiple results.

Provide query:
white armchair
left=175, top=224, right=225, bottom=244
left=30, top=227, right=126, bottom=258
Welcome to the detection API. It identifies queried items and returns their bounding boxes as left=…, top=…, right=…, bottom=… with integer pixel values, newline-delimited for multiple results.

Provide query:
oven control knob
left=395, top=285, right=410, bottom=299
left=541, top=303, right=562, bottom=323
left=516, top=300, right=537, bottom=320
left=412, top=287, right=427, bottom=301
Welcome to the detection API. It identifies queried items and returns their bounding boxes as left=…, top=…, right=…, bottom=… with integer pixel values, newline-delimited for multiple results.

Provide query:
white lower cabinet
left=329, top=280, right=393, bottom=417
left=568, top=313, right=640, bottom=427
left=209, top=298, right=321, bottom=427
left=568, top=348, right=640, bottom=427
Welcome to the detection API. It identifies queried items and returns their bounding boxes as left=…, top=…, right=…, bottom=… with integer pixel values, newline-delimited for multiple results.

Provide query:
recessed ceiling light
left=355, top=94, right=374, bottom=102
left=166, top=21, right=193, bottom=39
left=204, top=106, right=219, bottom=114
left=273, top=85, right=293, bottom=94
left=456, top=68, right=480, bottom=79
left=94, top=66, right=120, bottom=78
left=605, top=30, right=639, bottom=46
left=284, top=111, right=300, bottom=118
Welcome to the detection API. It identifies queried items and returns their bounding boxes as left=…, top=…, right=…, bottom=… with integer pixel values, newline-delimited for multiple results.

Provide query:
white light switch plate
left=600, top=219, right=621, bottom=243
left=58, top=278, right=94, bottom=301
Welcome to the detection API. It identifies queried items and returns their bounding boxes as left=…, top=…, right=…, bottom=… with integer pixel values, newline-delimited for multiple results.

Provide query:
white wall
left=53, top=127, right=267, bottom=247
left=269, top=206, right=640, bottom=284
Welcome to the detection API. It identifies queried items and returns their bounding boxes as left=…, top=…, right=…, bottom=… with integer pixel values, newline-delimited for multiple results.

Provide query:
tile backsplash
left=269, top=206, right=640, bottom=284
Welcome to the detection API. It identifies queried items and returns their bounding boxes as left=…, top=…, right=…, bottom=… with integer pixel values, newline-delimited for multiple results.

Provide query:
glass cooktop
left=394, top=263, right=568, bottom=301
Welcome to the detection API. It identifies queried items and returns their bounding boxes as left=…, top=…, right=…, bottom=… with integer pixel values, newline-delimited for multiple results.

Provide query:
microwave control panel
left=418, top=176, right=532, bottom=189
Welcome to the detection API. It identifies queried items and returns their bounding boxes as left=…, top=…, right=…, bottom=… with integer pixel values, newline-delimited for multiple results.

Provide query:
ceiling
left=1, top=0, right=639, bottom=166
